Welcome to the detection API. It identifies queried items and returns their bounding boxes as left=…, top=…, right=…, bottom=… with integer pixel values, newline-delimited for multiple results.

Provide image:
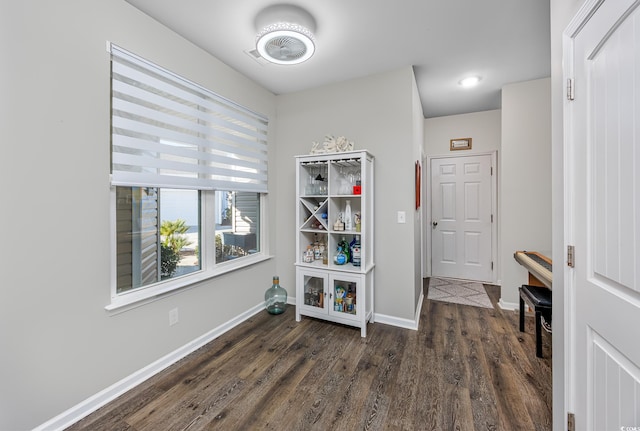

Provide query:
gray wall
left=275, top=67, right=423, bottom=323
left=1, top=2, right=277, bottom=429
left=500, top=78, right=552, bottom=306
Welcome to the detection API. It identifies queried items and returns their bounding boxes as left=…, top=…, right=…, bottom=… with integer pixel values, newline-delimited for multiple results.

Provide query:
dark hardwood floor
left=67, top=281, right=551, bottom=430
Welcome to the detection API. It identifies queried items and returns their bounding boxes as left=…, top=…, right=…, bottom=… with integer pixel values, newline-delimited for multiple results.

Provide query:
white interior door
left=569, top=0, right=640, bottom=428
left=430, top=154, right=493, bottom=282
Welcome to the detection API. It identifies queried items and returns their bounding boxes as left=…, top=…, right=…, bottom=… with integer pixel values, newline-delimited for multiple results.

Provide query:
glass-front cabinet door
left=297, top=269, right=328, bottom=318
left=329, top=273, right=361, bottom=322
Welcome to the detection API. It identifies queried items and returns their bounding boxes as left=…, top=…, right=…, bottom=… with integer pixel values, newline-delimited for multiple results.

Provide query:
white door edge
left=561, top=0, right=603, bottom=421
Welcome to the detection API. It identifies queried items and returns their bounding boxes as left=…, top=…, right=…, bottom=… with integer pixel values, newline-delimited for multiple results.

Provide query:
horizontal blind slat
left=112, top=97, right=268, bottom=156
left=111, top=46, right=268, bottom=128
left=112, top=134, right=268, bottom=172
left=112, top=76, right=267, bottom=141
left=110, top=43, right=268, bottom=193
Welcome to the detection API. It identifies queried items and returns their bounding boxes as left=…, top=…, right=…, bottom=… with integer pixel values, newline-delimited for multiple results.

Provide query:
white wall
left=275, top=67, right=423, bottom=323
left=424, top=109, right=501, bottom=156
left=0, top=2, right=277, bottom=429
left=412, top=72, right=426, bottom=306
left=500, top=78, right=552, bottom=306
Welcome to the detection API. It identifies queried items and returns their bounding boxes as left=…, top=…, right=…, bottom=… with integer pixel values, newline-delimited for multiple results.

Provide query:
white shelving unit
left=294, top=150, right=374, bottom=337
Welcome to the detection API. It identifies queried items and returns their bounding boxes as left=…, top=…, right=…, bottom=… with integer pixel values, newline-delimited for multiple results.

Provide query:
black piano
left=514, top=250, right=552, bottom=358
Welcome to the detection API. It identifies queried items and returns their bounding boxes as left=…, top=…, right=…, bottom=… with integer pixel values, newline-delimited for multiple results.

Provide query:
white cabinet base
left=296, top=266, right=374, bottom=337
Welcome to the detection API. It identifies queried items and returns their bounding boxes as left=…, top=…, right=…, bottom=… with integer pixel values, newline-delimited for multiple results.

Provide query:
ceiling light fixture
left=459, top=76, right=481, bottom=88
left=254, top=4, right=316, bottom=65
left=256, top=22, right=315, bottom=65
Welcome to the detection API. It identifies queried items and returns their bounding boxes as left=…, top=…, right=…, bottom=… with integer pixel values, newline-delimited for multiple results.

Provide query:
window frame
left=107, top=42, right=271, bottom=312
left=107, top=189, right=270, bottom=312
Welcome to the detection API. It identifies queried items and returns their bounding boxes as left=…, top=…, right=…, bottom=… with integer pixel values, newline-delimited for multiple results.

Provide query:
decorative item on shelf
left=353, top=180, right=361, bottom=195
left=333, top=212, right=345, bottom=231
left=265, top=276, right=287, bottom=315
left=354, top=212, right=361, bottom=232
left=303, top=245, right=314, bottom=263
left=335, top=285, right=346, bottom=311
left=310, top=135, right=354, bottom=154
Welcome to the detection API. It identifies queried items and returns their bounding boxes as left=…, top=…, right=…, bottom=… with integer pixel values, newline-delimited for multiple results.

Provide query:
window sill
left=105, top=253, right=273, bottom=315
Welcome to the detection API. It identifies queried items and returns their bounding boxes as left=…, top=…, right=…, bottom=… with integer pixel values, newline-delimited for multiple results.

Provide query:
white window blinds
left=110, top=44, right=268, bottom=193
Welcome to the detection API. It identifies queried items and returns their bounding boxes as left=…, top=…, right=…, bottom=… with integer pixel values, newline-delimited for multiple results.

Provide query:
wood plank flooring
left=66, top=281, right=551, bottom=430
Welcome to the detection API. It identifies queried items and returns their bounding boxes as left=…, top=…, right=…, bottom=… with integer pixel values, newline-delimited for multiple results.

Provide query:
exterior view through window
left=116, top=188, right=260, bottom=293
left=214, top=191, right=260, bottom=263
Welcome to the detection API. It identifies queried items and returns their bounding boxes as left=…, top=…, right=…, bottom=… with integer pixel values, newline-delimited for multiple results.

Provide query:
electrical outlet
left=397, top=211, right=406, bottom=224
left=169, top=308, right=179, bottom=326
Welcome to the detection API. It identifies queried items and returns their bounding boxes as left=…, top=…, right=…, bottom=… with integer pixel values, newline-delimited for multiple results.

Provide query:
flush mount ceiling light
left=255, top=4, right=316, bottom=65
left=459, top=76, right=482, bottom=88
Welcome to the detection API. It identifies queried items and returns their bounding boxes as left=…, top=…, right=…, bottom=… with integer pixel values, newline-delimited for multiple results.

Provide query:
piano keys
left=514, top=251, right=552, bottom=289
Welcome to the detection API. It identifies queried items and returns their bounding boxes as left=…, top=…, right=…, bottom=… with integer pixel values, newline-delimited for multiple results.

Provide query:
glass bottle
left=265, top=276, right=287, bottom=315
left=313, top=233, right=321, bottom=260
left=344, top=200, right=352, bottom=231
left=334, top=245, right=347, bottom=265
left=319, top=238, right=327, bottom=264
left=346, top=285, right=355, bottom=312
left=352, top=235, right=361, bottom=267
left=339, top=236, right=351, bottom=263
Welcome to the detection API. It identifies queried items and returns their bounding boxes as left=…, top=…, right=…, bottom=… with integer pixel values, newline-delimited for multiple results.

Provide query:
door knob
left=432, top=221, right=438, bottom=227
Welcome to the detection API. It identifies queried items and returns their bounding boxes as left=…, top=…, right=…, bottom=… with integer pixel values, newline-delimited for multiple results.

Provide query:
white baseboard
left=374, top=292, right=423, bottom=331
left=34, top=302, right=267, bottom=431
left=498, top=298, right=519, bottom=311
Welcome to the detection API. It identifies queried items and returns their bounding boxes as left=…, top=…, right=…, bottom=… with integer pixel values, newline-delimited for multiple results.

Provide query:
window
left=109, top=44, right=268, bottom=307
left=115, top=187, right=201, bottom=293
left=215, top=191, right=260, bottom=263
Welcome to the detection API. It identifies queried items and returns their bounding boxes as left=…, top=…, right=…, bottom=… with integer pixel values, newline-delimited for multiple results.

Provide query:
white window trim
left=106, top=190, right=271, bottom=313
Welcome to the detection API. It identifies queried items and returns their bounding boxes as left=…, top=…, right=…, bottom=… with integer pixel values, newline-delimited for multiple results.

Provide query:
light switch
left=397, top=211, right=406, bottom=224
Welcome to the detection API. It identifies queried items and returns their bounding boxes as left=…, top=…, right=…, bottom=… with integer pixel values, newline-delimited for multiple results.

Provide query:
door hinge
left=567, top=245, right=575, bottom=268
left=491, top=261, right=494, bottom=270
left=567, top=78, right=575, bottom=101
left=491, top=214, right=494, bottom=223
left=567, top=412, right=575, bottom=431
left=491, top=166, right=493, bottom=176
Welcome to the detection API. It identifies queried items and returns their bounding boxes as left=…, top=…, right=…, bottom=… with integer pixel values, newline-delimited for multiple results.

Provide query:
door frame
left=561, top=0, right=597, bottom=422
left=425, top=150, right=498, bottom=284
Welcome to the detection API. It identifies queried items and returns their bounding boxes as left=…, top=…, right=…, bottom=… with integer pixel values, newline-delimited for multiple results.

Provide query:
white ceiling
left=125, top=0, right=551, bottom=118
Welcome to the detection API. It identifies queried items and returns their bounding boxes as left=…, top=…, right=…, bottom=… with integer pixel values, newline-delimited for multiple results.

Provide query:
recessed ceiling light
left=459, top=76, right=481, bottom=88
